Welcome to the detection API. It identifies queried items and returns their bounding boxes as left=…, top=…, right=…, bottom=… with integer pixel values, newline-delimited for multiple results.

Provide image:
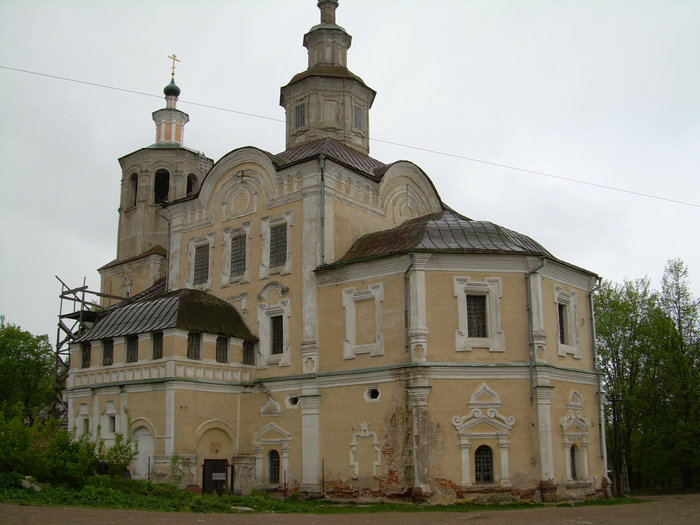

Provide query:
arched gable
left=378, top=161, right=442, bottom=223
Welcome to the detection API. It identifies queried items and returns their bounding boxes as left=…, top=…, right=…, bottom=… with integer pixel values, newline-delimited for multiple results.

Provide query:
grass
left=0, top=473, right=645, bottom=514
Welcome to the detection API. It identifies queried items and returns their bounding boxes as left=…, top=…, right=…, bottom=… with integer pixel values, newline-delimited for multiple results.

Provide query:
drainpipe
left=404, top=252, right=415, bottom=352
left=319, top=155, right=326, bottom=266
left=158, top=205, right=171, bottom=291
left=525, top=257, right=546, bottom=405
left=589, top=277, right=606, bottom=463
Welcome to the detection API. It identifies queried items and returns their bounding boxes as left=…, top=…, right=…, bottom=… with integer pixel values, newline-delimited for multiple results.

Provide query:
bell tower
left=99, top=59, right=213, bottom=303
left=280, top=0, right=376, bottom=154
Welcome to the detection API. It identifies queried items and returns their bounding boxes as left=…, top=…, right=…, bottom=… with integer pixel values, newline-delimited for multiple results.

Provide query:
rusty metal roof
left=329, top=209, right=554, bottom=267
left=275, top=138, right=385, bottom=179
left=75, top=288, right=256, bottom=342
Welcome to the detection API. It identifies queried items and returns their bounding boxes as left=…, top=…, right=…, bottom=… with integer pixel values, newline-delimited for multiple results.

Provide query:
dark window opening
left=294, top=103, right=305, bottom=129
left=107, top=415, right=116, bottom=433
left=270, top=223, right=287, bottom=267
left=186, top=173, right=198, bottom=196
left=216, top=336, right=228, bottom=363
left=368, top=388, right=380, bottom=399
left=128, top=173, right=138, bottom=208
left=558, top=303, right=568, bottom=344
left=230, top=234, right=246, bottom=277
left=570, top=444, right=578, bottom=480
left=466, top=294, right=487, bottom=338
left=268, top=450, right=280, bottom=484
left=81, top=343, right=91, bottom=368
left=152, top=331, right=163, bottom=360
left=193, top=244, right=209, bottom=285
left=126, top=335, right=139, bottom=363
left=187, top=332, right=201, bottom=360
left=102, top=339, right=114, bottom=366
left=243, top=340, right=256, bottom=365
left=271, top=315, right=284, bottom=355
left=154, top=169, right=170, bottom=203
left=288, top=396, right=299, bottom=406
left=475, top=445, right=493, bottom=484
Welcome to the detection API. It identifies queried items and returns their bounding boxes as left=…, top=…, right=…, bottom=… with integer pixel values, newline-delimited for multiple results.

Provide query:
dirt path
left=2, top=493, right=699, bottom=525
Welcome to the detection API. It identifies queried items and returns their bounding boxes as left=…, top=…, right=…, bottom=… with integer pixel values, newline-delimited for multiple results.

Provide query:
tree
left=0, top=316, right=55, bottom=422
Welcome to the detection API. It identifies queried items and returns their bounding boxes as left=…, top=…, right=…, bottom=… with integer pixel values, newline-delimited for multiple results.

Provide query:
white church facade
left=66, top=0, right=609, bottom=502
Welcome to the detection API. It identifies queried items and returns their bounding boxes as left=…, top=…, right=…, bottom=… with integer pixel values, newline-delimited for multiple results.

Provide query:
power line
left=2, top=64, right=698, bottom=209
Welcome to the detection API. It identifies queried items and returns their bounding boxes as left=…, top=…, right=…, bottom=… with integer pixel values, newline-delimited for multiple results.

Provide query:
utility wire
left=2, top=64, right=698, bottom=209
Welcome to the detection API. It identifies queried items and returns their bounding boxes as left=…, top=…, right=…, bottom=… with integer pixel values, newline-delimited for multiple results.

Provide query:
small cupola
left=152, top=54, right=189, bottom=146
left=280, top=0, right=376, bottom=154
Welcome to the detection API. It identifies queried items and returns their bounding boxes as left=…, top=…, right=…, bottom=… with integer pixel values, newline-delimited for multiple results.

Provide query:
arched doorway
left=131, top=426, right=154, bottom=480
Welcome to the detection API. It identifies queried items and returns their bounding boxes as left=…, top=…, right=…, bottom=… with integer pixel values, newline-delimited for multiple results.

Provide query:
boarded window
left=271, top=315, right=284, bottom=355
left=243, top=340, right=256, bottom=365
left=268, top=449, right=280, bottom=484
left=152, top=331, right=163, bottom=360
left=353, top=104, right=363, bottom=132
left=128, top=173, right=138, bottom=208
left=270, top=224, right=287, bottom=267
left=230, top=234, right=246, bottom=277
left=102, top=339, right=114, bottom=366
left=81, top=343, right=91, bottom=368
left=187, top=332, right=201, bottom=360
left=475, top=445, right=493, bottom=484
left=154, top=169, right=169, bottom=203
left=466, top=295, right=487, bottom=338
left=294, top=103, right=305, bottom=129
left=193, top=244, right=209, bottom=285
left=216, top=336, right=228, bottom=363
left=558, top=303, right=568, bottom=344
left=126, top=335, right=139, bottom=363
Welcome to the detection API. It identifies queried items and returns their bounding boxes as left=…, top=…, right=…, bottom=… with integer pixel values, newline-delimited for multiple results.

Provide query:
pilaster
left=300, top=391, right=321, bottom=493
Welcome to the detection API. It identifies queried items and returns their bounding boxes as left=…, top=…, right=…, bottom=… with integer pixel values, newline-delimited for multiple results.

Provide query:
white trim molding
left=554, top=286, right=581, bottom=359
left=349, top=421, right=381, bottom=478
left=257, top=282, right=291, bottom=367
left=342, top=284, right=384, bottom=360
left=454, top=277, right=505, bottom=352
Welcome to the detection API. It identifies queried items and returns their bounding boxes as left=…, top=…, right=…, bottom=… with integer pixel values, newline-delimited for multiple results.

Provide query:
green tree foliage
left=0, top=317, right=55, bottom=422
left=595, top=260, right=700, bottom=494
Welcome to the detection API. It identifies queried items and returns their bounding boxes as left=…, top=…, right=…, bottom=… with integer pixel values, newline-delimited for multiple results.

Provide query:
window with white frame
left=342, top=284, right=384, bottom=359
left=222, top=224, right=251, bottom=286
left=187, top=234, right=214, bottom=289
left=260, top=214, right=292, bottom=279
left=257, top=283, right=290, bottom=366
left=454, top=277, right=505, bottom=352
left=554, top=286, right=581, bottom=358
left=230, top=234, right=246, bottom=277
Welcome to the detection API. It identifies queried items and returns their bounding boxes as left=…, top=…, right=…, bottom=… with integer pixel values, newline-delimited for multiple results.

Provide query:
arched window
left=128, top=173, right=138, bottom=208
left=186, top=173, right=198, bottom=196
left=474, top=445, right=493, bottom=484
left=154, top=169, right=170, bottom=203
left=268, top=449, right=280, bottom=484
left=570, top=444, right=579, bottom=480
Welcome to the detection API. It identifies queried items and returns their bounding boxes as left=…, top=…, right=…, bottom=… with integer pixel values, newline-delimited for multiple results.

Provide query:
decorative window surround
left=454, top=277, right=505, bottom=352
left=254, top=423, right=291, bottom=486
left=260, top=395, right=282, bottom=417
left=560, top=390, right=591, bottom=482
left=260, top=212, right=293, bottom=279
left=100, top=401, right=119, bottom=440
left=349, top=421, right=381, bottom=478
left=452, top=384, right=515, bottom=487
left=186, top=233, right=214, bottom=290
left=221, top=223, right=251, bottom=286
left=257, top=282, right=291, bottom=367
left=342, top=284, right=384, bottom=360
left=554, top=286, right=581, bottom=358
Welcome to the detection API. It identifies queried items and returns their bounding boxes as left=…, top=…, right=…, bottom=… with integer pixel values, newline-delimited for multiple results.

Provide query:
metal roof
left=75, top=288, right=256, bottom=343
left=275, top=138, right=385, bottom=179
left=329, top=209, right=554, bottom=266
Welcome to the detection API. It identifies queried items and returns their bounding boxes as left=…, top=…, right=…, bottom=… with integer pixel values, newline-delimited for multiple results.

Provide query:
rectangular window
left=152, top=331, right=163, bottom=360
left=193, top=244, right=209, bottom=285
left=216, top=336, right=228, bottom=363
left=353, top=104, right=363, bottom=132
left=243, top=340, right=256, bottom=365
left=126, top=335, right=139, bottom=363
left=108, top=415, right=116, bottom=433
left=187, top=332, right=201, bottom=360
left=558, top=303, right=568, bottom=344
left=270, top=315, right=284, bottom=355
left=230, top=234, right=246, bottom=277
left=295, top=103, right=305, bottom=129
left=270, top=223, right=287, bottom=267
left=102, top=339, right=113, bottom=366
left=81, top=343, right=91, bottom=368
left=466, top=295, right=487, bottom=338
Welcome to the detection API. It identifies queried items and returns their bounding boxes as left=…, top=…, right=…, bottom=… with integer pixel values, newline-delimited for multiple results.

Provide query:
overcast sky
left=1, top=0, right=698, bottom=339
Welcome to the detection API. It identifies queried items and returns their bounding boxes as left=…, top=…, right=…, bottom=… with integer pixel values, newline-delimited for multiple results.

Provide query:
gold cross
left=168, top=53, right=180, bottom=77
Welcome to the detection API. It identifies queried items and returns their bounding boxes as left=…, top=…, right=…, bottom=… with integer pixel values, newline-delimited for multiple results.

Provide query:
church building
left=66, top=0, right=609, bottom=501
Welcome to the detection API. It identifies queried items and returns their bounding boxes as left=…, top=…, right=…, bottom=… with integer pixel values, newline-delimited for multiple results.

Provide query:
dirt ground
left=2, top=493, right=699, bottom=525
